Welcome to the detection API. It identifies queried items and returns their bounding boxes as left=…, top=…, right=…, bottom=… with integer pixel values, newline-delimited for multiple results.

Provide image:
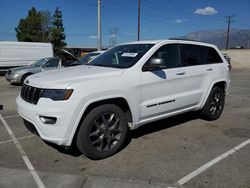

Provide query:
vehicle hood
left=10, top=66, right=39, bottom=73
left=26, top=65, right=124, bottom=88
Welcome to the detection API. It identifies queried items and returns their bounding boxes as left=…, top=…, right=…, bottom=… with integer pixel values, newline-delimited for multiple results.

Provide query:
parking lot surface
left=0, top=70, right=250, bottom=188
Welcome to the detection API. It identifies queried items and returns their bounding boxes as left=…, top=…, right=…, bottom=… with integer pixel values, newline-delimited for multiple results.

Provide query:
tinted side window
left=201, top=46, right=223, bottom=64
left=147, top=44, right=182, bottom=69
left=182, top=44, right=203, bottom=66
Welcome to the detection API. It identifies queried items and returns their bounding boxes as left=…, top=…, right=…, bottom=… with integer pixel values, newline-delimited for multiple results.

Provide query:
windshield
left=88, top=44, right=154, bottom=68
left=32, top=58, right=48, bottom=67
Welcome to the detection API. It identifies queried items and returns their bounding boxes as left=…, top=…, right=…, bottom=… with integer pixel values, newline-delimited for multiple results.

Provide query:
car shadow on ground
left=45, top=111, right=200, bottom=158
left=120, top=111, right=200, bottom=153
left=130, top=111, right=199, bottom=139
left=11, top=83, right=22, bottom=86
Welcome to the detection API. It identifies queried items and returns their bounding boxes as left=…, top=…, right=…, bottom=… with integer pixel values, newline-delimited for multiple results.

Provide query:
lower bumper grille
left=23, top=118, right=39, bottom=136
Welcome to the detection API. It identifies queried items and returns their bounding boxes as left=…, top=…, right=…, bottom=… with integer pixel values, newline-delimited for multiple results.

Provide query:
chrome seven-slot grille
left=21, top=84, right=44, bottom=104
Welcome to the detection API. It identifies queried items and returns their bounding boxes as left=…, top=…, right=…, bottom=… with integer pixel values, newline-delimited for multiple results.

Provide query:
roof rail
left=168, top=38, right=202, bottom=42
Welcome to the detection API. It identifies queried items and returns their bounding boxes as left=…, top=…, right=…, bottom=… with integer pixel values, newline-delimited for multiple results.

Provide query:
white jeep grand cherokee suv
left=16, top=39, right=230, bottom=159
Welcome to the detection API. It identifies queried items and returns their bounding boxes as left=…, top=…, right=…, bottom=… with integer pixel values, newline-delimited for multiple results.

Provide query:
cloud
left=109, top=34, right=116, bottom=38
left=124, top=32, right=136, bottom=36
left=88, top=35, right=97, bottom=39
left=171, top=19, right=187, bottom=24
left=176, top=19, right=183, bottom=23
left=175, top=19, right=187, bottom=24
left=195, top=6, right=218, bottom=15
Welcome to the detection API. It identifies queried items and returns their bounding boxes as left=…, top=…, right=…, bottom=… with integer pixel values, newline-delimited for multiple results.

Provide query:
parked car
left=58, top=49, right=85, bottom=67
left=17, top=39, right=230, bottom=159
left=5, top=57, right=60, bottom=84
left=80, top=51, right=105, bottom=64
left=65, top=51, right=105, bottom=67
left=0, top=41, right=53, bottom=73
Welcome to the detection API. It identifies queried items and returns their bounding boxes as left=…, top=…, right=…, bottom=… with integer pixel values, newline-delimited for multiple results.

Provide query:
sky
left=0, top=0, right=249, bottom=48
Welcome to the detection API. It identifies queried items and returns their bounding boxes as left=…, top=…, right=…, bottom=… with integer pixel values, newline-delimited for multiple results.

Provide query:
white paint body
left=16, top=40, right=230, bottom=146
left=0, top=41, right=53, bottom=71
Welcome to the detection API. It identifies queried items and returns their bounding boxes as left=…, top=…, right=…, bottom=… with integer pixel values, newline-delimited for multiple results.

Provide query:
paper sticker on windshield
left=121, top=53, right=138, bottom=57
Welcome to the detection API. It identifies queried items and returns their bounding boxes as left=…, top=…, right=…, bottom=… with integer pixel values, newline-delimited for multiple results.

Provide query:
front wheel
left=76, top=104, right=128, bottom=160
left=200, top=87, right=225, bottom=120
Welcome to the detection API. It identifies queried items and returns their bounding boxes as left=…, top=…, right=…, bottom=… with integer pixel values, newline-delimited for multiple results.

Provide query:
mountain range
left=182, top=29, right=250, bottom=49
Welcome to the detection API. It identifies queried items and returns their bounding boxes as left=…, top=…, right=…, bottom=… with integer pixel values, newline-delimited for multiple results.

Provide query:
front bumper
left=5, top=73, right=22, bottom=83
left=16, top=95, right=81, bottom=146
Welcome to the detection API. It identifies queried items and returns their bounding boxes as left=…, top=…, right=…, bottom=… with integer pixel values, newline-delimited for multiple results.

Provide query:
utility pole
left=137, top=0, right=141, bottom=41
left=97, top=0, right=102, bottom=51
left=225, top=15, right=235, bottom=50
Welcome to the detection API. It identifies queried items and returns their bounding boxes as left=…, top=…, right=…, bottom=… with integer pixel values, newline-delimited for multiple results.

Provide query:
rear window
left=181, top=44, right=223, bottom=66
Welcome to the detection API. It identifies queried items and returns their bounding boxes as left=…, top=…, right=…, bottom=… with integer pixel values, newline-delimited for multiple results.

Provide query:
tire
left=21, top=73, right=32, bottom=84
left=76, top=104, right=128, bottom=160
left=200, top=87, right=225, bottom=120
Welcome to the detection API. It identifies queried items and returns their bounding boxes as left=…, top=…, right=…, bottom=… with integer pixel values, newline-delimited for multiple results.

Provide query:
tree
left=40, top=11, right=52, bottom=42
left=50, top=7, right=67, bottom=55
left=15, top=7, right=67, bottom=55
left=15, top=7, right=51, bottom=42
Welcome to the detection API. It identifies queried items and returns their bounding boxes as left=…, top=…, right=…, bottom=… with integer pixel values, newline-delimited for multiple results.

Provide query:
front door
left=140, top=43, right=187, bottom=120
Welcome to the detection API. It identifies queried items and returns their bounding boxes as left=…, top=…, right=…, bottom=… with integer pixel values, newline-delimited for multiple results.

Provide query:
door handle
left=206, top=68, right=213, bottom=71
left=176, top=71, right=185, bottom=75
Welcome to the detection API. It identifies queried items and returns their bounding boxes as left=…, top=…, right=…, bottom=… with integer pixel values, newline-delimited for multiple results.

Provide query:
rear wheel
left=200, top=87, right=225, bottom=120
left=76, top=104, right=128, bottom=160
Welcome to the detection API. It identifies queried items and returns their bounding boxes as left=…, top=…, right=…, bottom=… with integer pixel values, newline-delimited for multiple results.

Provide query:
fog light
left=39, top=116, right=57, bottom=124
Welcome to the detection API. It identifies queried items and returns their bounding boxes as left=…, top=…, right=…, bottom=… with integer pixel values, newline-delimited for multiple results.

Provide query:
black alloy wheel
left=89, top=112, right=122, bottom=152
left=76, top=104, right=128, bottom=160
left=209, top=91, right=224, bottom=117
left=200, top=87, right=225, bottom=120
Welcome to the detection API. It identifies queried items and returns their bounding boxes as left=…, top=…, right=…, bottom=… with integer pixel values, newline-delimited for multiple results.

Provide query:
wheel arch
left=212, top=81, right=227, bottom=93
left=201, top=80, right=227, bottom=109
left=80, top=97, right=133, bottom=124
left=69, top=97, right=133, bottom=146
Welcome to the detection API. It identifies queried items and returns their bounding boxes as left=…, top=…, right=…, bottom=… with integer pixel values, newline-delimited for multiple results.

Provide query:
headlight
left=13, top=71, right=22, bottom=75
left=41, top=89, right=73, bottom=100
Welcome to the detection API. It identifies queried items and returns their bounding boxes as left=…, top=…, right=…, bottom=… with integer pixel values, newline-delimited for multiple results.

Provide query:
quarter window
left=201, top=46, right=223, bottom=64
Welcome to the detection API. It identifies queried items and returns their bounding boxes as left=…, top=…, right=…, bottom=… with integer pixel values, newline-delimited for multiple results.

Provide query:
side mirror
left=142, top=57, right=166, bottom=72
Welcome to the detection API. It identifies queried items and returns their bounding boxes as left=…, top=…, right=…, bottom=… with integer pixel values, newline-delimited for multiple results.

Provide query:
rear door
left=140, top=43, right=188, bottom=120
left=200, top=46, right=225, bottom=98
left=180, top=44, right=209, bottom=106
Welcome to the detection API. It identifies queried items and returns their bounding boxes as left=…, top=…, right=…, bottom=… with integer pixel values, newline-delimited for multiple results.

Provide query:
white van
left=0, top=41, right=53, bottom=72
